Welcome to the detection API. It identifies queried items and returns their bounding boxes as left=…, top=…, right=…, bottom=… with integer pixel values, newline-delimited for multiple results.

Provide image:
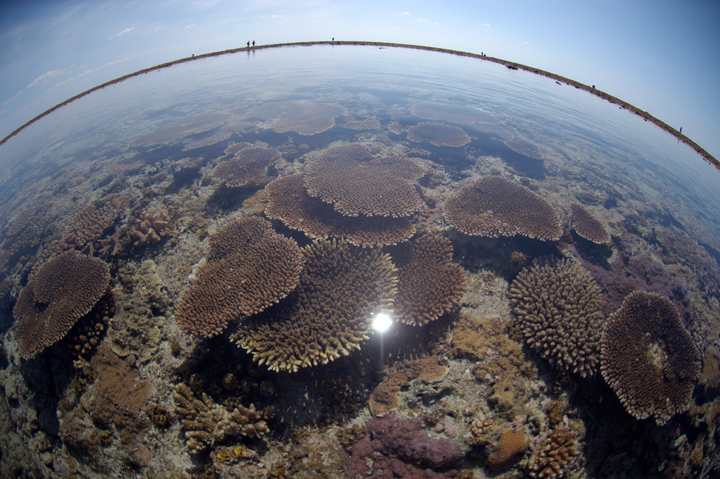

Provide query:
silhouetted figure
left=332, top=37, right=335, bottom=41
left=680, top=127, right=683, bottom=134
left=247, top=41, right=250, bottom=47
left=481, top=52, right=483, bottom=55
left=592, top=85, right=595, bottom=89
left=252, top=40, right=255, bottom=46
left=192, top=54, right=194, bottom=57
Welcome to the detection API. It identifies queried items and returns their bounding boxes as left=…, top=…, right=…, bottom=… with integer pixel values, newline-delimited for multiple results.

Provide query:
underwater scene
left=1, top=44, right=719, bottom=478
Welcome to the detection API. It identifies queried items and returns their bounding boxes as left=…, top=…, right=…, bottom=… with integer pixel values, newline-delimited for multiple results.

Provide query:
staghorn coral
left=175, top=217, right=302, bottom=337
left=509, top=256, right=603, bottom=378
left=528, top=427, right=580, bottom=478
left=411, top=102, right=498, bottom=125
left=232, top=238, right=398, bottom=372
left=570, top=202, right=610, bottom=244
left=406, top=122, right=471, bottom=147
left=3, top=204, right=50, bottom=252
left=13, top=251, right=111, bottom=359
left=343, top=414, right=465, bottom=478
left=304, top=143, right=426, bottom=218
left=503, top=138, right=543, bottom=159
left=130, top=112, right=231, bottom=146
left=388, top=235, right=466, bottom=326
left=213, top=146, right=282, bottom=188
left=444, top=176, right=562, bottom=241
left=486, top=426, right=529, bottom=471
left=174, top=383, right=273, bottom=454
left=131, top=209, right=168, bottom=248
left=600, top=290, right=701, bottom=425
left=265, top=173, right=416, bottom=247
left=245, top=100, right=346, bottom=135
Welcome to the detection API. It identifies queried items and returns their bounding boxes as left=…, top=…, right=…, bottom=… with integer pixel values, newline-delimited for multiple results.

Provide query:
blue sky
left=1, top=0, right=719, bottom=159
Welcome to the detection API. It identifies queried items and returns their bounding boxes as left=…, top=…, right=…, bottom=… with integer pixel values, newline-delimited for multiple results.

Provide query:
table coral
left=13, top=251, right=111, bottom=359
left=600, top=290, right=701, bottom=425
left=443, top=176, right=562, bottom=241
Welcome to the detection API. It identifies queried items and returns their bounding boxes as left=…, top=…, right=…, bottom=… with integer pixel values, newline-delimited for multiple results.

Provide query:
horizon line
left=1, top=40, right=717, bottom=170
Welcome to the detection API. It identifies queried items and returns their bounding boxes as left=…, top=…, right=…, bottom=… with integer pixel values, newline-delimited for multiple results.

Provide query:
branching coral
left=13, top=251, right=111, bottom=359
left=509, top=256, right=603, bottom=377
left=528, top=427, right=580, bottom=478
left=232, top=238, right=398, bottom=372
left=131, top=209, right=168, bottom=248
left=174, top=383, right=273, bottom=454
left=444, top=176, right=562, bottom=241
left=600, top=290, right=701, bottom=425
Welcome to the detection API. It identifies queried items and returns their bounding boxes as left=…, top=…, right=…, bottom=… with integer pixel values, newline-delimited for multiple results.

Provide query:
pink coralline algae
left=343, top=414, right=465, bottom=478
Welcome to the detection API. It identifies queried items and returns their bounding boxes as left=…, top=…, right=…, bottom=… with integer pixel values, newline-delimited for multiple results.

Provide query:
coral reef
left=232, top=238, right=398, bottom=372
left=527, top=426, right=580, bottom=478
left=369, top=356, right=449, bottom=415
left=213, top=146, right=283, bottom=188
left=174, top=383, right=273, bottom=454
left=486, top=426, right=529, bottom=471
left=304, top=143, right=426, bottom=218
left=343, top=414, right=465, bottom=478
left=60, top=199, right=124, bottom=254
left=182, top=130, right=233, bottom=151
left=175, top=217, right=302, bottom=337
left=63, top=288, right=115, bottom=359
left=107, top=260, right=168, bottom=362
left=130, top=208, right=168, bottom=248
left=245, top=100, right=346, bottom=135
left=570, top=202, right=610, bottom=244
left=443, top=176, right=562, bottom=241
left=503, top=138, right=543, bottom=159
left=343, top=118, right=381, bottom=130
left=130, top=112, right=231, bottom=146
left=509, top=256, right=603, bottom=378
left=411, top=102, right=498, bottom=125
left=407, top=122, right=471, bottom=147
left=600, top=290, right=701, bottom=425
left=13, top=252, right=111, bottom=359
left=389, top=235, right=466, bottom=326
left=265, top=173, right=416, bottom=247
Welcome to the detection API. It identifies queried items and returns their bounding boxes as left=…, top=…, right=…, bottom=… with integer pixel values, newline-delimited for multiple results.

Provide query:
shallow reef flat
left=0, top=46, right=719, bottom=478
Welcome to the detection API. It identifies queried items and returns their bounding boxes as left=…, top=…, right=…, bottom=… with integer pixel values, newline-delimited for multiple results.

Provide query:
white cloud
left=154, top=26, right=162, bottom=32
left=483, top=23, right=491, bottom=27
left=2, top=90, right=22, bottom=107
left=401, top=11, right=410, bottom=15
left=186, top=23, right=196, bottom=29
left=27, top=69, right=65, bottom=89
left=524, top=41, right=531, bottom=45
left=417, top=18, right=428, bottom=22
left=108, top=26, right=134, bottom=40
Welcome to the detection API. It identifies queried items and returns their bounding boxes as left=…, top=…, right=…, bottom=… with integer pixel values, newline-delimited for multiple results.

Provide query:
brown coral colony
left=444, top=176, right=562, bottom=241
left=13, top=252, right=111, bottom=359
